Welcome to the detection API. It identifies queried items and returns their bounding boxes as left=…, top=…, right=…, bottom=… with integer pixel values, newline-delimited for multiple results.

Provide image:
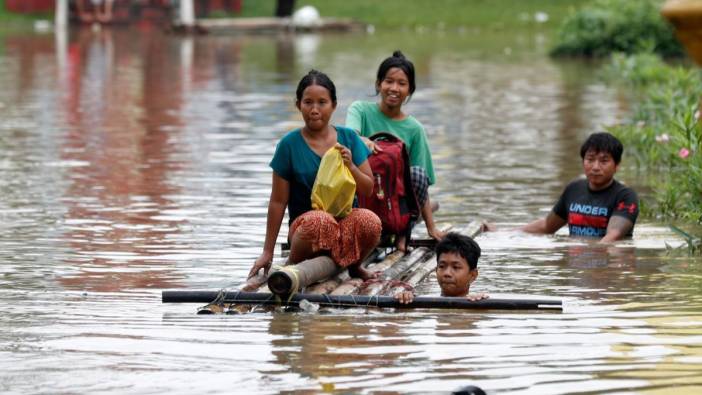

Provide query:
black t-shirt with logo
left=553, top=178, right=639, bottom=238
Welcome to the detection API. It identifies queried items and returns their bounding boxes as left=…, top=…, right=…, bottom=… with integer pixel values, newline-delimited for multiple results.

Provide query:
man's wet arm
left=601, top=216, right=634, bottom=242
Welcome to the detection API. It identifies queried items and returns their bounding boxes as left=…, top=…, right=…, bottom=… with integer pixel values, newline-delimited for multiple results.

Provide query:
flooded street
left=1, top=26, right=701, bottom=394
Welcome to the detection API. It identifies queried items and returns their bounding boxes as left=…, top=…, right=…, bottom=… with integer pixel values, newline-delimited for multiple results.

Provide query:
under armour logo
left=617, top=202, right=637, bottom=214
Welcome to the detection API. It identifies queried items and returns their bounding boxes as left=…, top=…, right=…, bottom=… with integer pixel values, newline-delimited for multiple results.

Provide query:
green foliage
left=606, top=53, right=702, bottom=224
left=551, top=0, right=684, bottom=58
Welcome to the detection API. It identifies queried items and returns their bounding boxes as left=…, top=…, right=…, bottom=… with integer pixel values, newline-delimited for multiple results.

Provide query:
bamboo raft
left=162, top=221, right=562, bottom=312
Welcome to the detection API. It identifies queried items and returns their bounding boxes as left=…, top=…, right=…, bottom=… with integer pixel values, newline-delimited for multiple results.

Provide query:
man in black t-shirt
left=520, top=132, right=639, bottom=243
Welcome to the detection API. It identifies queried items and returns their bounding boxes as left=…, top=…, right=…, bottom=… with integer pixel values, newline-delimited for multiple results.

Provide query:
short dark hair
left=435, top=232, right=481, bottom=270
left=295, top=69, right=337, bottom=105
left=580, top=132, right=624, bottom=164
left=375, top=50, right=416, bottom=98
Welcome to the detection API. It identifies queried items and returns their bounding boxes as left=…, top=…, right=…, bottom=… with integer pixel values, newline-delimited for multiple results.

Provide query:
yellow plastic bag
left=311, top=146, right=356, bottom=218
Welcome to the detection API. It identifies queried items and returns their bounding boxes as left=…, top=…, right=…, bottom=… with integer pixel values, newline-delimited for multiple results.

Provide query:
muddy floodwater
left=1, top=26, right=701, bottom=394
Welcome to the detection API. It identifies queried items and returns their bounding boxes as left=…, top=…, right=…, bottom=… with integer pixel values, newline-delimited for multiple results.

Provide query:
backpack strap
left=369, top=132, right=402, bottom=143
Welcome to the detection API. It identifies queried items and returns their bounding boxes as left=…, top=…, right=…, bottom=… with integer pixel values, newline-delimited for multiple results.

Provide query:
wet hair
left=375, top=50, right=416, bottom=98
left=452, top=385, right=487, bottom=395
left=295, top=69, right=337, bottom=104
left=435, top=232, right=481, bottom=270
left=579, top=132, right=624, bottom=164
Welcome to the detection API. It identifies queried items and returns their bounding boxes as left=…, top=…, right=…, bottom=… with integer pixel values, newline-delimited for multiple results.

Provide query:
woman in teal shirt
left=249, top=70, right=381, bottom=280
left=346, top=51, right=445, bottom=249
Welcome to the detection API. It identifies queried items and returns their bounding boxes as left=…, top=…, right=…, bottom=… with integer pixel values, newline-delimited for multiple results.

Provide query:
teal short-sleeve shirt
left=270, top=126, right=370, bottom=223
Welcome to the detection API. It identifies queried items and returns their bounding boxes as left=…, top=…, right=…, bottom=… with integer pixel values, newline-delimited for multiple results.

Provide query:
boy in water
left=394, top=232, right=487, bottom=304
left=520, top=132, right=639, bottom=242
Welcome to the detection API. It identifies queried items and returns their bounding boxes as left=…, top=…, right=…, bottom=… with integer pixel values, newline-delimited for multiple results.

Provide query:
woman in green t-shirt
left=346, top=51, right=445, bottom=250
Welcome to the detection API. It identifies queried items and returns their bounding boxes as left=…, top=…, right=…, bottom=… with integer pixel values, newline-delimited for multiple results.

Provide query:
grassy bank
left=606, top=53, right=702, bottom=232
left=236, top=0, right=590, bottom=30
left=0, top=0, right=590, bottom=30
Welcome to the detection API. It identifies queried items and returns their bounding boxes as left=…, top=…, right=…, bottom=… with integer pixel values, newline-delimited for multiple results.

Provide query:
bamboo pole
left=329, top=278, right=364, bottom=295
left=267, top=256, right=341, bottom=296
left=378, top=246, right=432, bottom=281
left=305, top=249, right=382, bottom=294
left=359, top=247, right=433, bottom=296
left=163, top=291, right=563, bottom=311
left=330, top=250, right=405, bottom=295
left=367, top=250, right=406, bottom=271
left=306, top=250, right=403, bottom=296
left=385, top=260, right=435, bottom=296
left=304, top=272, right=350, bottom=294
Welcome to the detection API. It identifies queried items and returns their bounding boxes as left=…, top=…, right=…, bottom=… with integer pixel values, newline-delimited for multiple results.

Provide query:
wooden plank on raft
left=308, top=250, right=406, bottom=296
left=303, top=248, right=383, bottom=294
left=359, top=247, right=433, bottom=296
left=329, top=250, right=405, bottom=295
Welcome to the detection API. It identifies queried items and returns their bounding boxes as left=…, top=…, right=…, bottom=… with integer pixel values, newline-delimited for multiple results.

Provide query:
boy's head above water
left=435, top=232, right=481, bottom=297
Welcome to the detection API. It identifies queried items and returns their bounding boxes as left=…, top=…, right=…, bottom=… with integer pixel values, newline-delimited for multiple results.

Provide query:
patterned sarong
left=290, top=208, right=381, bottom=267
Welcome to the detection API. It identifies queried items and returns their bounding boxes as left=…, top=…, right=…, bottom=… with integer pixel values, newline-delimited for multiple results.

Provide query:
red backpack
left=358, top=133, right=420, bottom=239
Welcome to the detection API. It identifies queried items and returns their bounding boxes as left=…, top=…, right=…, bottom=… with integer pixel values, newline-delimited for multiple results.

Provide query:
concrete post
left=55, top=0, right=69, bottom=30
left=180, top=0, right=195, bottom=26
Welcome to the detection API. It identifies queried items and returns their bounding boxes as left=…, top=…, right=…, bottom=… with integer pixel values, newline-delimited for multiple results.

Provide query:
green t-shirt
left=345, top=100, right=435, bottom=185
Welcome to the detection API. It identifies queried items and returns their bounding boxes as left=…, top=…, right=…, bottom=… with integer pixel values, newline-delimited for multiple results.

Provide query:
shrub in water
left=606, top=53, right=702, bottom=223
left=551, top=0, right=684, bottom=58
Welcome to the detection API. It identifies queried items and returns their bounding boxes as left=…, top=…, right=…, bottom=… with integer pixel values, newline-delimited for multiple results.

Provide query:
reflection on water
left=1, top=27, right=701, bottom=394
